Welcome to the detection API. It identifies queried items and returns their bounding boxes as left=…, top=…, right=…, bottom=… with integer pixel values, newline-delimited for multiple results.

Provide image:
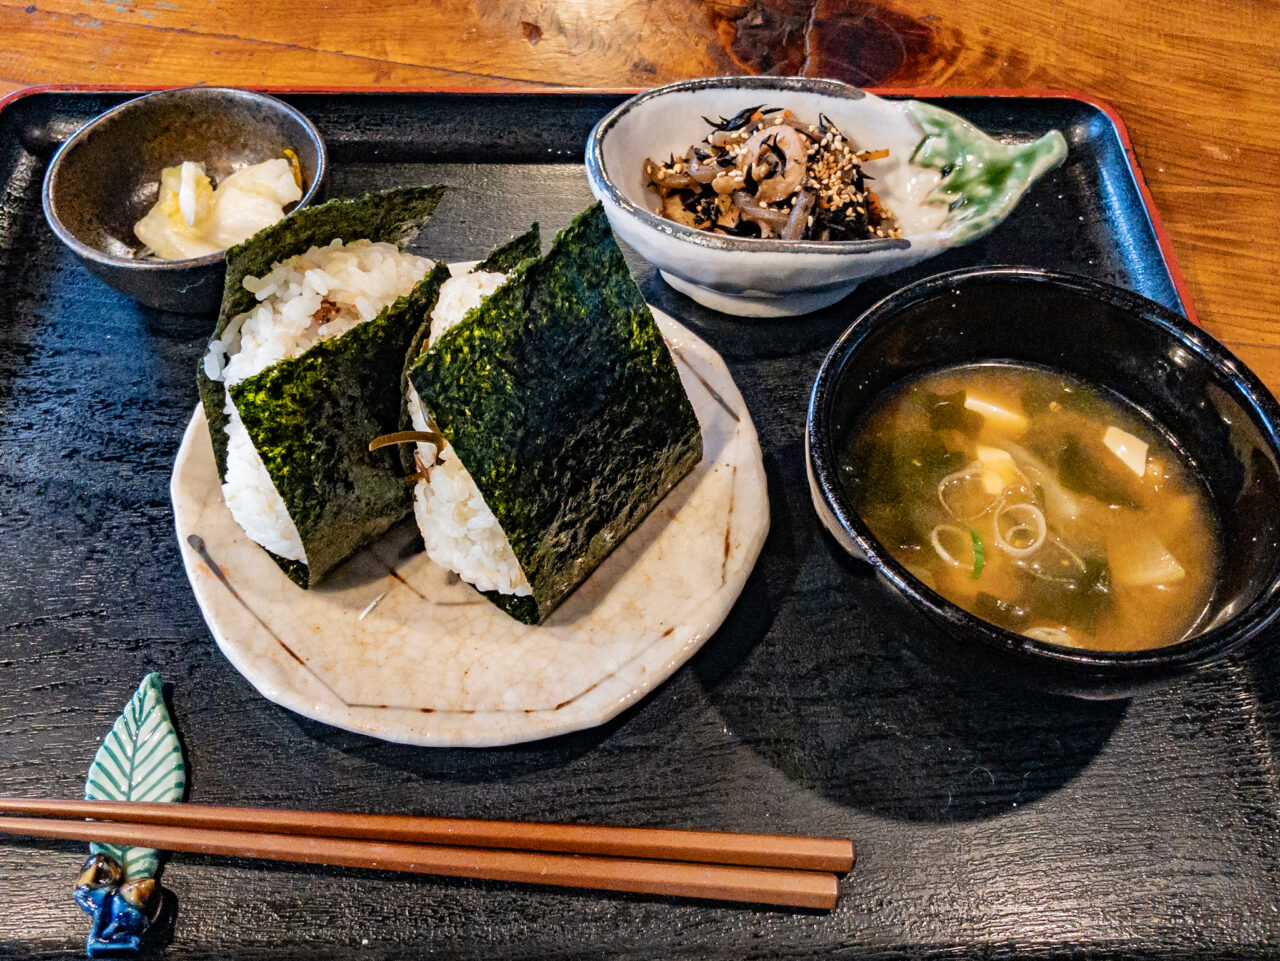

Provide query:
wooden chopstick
left=0, top=798, right=854, bottom=873
left=0, top=815, right=839, bottom=909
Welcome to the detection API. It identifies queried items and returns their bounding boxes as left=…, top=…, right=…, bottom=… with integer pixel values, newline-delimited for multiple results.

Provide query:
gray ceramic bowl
left=42, top=87, right=327, bottom=314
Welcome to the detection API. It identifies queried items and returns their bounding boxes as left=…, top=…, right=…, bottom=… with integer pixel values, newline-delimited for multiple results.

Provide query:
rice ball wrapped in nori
left=404, top=204, right=704, bottom=624
left=197, top=186, right=450, bottom=588
left=399, top=227, right=542, bottom=599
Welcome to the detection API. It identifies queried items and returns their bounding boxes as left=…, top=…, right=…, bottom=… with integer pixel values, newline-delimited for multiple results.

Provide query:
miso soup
left=841, top=363, right=1220, bottom=651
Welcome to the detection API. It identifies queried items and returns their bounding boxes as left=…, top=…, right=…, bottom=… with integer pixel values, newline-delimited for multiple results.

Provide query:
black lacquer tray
left=3, top=89, right=1277, bottom=960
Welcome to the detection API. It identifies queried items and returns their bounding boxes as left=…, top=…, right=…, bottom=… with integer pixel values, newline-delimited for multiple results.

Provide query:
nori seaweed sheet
left=408, top=204, right=703, bottom=624
left=195, top=187, right=447, bottom=588
left=198, top=186, right=445, bottom=479
left=396, top=225, right=542, bottom=475
left=232, top=263, right=449, bottom=587
left=475, top=224, right=540, bottom=274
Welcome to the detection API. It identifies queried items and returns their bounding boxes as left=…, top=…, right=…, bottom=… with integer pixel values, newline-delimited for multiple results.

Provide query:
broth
left=840, top=363, right=1220, bottom=652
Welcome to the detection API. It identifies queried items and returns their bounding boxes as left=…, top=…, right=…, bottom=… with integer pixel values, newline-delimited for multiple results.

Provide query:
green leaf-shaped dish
left=586, top=76, right=1070, bottom=316
left=906, top=101, right=1067, bottom=246
left=84, top=673, right=186, bottom=880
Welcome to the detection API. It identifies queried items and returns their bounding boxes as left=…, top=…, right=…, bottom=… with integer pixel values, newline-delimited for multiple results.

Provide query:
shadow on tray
left=635, top=266, right=901, bottom=362
left=692, top=443, right=1127, bottom=824
left=290, top=709, right=624, bottom=784
left=1236, top=623, right=1280, bottom=761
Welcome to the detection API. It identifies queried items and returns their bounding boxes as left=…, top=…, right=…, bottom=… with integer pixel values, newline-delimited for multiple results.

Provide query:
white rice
left=409, top=270, right=532, bottom=596
left=428, top=270, right=507, bottom=346
left=205, top=239, right=434, bottom=564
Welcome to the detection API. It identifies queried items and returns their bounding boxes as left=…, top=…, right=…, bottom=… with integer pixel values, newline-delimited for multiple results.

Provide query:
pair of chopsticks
left=0, top=799, right=853, bottom=909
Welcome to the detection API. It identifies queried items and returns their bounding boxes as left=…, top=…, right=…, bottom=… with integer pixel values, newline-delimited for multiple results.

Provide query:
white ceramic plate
left=171, top=307, right=768, bottom=747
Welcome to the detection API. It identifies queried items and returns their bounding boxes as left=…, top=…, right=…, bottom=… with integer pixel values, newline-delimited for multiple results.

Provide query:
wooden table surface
left=1, top=5, right=1279, bottom=958
left=0, top=0, right=1276, bottom=372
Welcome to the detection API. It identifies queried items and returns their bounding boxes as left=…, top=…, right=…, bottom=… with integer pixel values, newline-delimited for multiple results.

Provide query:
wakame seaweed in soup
left=840, top=362, right=1221, bottom=652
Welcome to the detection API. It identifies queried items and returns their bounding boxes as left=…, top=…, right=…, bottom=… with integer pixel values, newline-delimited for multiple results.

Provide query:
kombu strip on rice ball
left=195, top=186, right=448, bottom=588
left=397, top=223, right=543, bottom=475
left=409, top=204, right=704, bottom=624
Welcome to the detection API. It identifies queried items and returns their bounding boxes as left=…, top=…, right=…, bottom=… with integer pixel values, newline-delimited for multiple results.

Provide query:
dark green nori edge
left=230, top=262, right=450, bottom=587
left=475, top=224, right=540, bottom=274
left=198, top=186, right=446, bottom=480
left=265, top=550, right=309, bottom=588
left=396, top=226, right=543, bottom=476
left=408, top=204, right=703, bottom=624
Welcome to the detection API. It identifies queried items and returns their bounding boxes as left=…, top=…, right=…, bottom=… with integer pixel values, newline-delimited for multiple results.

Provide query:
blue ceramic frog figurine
left=74, top=854, right=160, bottom=957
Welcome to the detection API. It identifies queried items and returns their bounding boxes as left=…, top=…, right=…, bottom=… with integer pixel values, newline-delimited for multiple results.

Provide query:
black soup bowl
left=806, top=267, right=1280, bottom=699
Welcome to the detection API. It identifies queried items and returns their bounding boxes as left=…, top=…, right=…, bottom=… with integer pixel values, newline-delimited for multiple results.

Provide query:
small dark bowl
left=42, top=86, right=327, bottom=314
left=807, top=267, right=1280, bottom=699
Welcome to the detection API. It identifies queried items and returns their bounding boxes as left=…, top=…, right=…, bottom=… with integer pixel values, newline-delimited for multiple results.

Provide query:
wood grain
left=0, top=815, right=842, bottom=909
left=0, top=798, right=856, bottom=871
left=1, top=4, right=1280, bottom=958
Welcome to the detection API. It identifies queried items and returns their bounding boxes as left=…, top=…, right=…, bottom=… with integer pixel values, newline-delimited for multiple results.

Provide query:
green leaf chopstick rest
left=74, top=673, right=186, bottom=958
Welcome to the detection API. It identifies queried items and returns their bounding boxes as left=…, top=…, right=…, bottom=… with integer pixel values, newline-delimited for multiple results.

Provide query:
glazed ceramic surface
left=83, top=672, right=185, bottom=880
left=171, top=304, right=768, bottom=747
left=806, top=267, right=1280, bottom=699
left=42, top=86, right=327, bottom=313
left=586, top=77, right=1065, bottom=317
left=76, top=672, right=184, bottom=956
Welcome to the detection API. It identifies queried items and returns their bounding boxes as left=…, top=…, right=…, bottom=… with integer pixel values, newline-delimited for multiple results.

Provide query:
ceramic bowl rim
left=41, top=85, right=328, bottom=272
left=807, top=265, right=1280, bottom=673
left=585, top=75, right=928, bottom=257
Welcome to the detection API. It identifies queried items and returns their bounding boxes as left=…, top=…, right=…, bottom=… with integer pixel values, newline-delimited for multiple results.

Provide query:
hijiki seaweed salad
left=643, top=105, right=901, bottom=241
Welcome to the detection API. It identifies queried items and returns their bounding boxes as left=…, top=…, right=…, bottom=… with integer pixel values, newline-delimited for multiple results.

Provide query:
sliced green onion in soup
left=930, top=523, right=979, bottom=574
left=938, top=461, right=1001, bottom=521
left=993, top=502, right=1047, bottom=557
